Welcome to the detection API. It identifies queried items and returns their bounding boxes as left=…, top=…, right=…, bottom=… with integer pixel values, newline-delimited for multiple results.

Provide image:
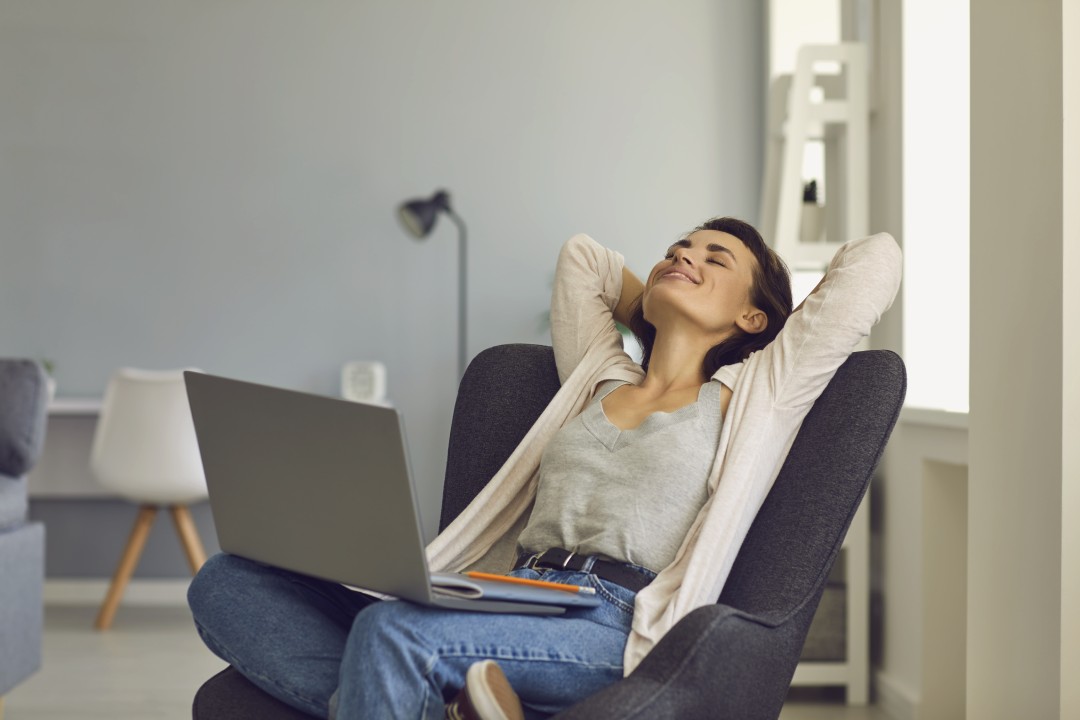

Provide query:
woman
left=188, top=217, right=901, bottom=719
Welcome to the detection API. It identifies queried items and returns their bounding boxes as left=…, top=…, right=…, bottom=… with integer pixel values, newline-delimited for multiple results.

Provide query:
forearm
left=550, top=234, right=629, bottom=382
left=770, top=232, right=902, bottom=408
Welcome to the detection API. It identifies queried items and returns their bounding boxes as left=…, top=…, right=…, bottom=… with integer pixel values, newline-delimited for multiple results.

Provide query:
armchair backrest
left=440, top=344, right=561, bottom=531
left=717, top=349, right=905, bottom=618
left=439, top=345, right=905, bottom=621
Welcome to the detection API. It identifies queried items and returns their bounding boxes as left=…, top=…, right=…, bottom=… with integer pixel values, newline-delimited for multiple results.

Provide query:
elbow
left=849, top=232, right=903, bottom=290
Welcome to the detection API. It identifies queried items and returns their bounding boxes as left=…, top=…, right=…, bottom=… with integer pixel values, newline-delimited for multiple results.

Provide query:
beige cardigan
left=427, top=232, right=902, bottom=674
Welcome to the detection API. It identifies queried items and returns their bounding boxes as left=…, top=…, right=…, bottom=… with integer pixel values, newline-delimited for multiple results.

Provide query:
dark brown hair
left=626, top=216, right=792, bottom=379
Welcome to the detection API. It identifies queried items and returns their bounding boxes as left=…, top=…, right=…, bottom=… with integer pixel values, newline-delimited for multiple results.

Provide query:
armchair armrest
left=0, top=360, right=49, bottom=478
left=553, top=602, right=809, bottom=720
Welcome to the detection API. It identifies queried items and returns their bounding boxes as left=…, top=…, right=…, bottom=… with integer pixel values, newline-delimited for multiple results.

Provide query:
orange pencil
left=464, top=571, right=596, bottom=595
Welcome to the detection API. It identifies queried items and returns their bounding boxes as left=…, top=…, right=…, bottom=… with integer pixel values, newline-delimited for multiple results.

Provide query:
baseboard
left=874, top=670, right=919, bottom=720
left=44, top=578, right=191, bottom=606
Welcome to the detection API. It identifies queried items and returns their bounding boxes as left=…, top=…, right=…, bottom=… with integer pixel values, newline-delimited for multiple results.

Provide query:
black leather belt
left=517, top=548, right=652, bottom=593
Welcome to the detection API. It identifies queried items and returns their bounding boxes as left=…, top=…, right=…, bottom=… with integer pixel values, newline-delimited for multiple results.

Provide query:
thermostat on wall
left=341, top=361, right=388, bottom=406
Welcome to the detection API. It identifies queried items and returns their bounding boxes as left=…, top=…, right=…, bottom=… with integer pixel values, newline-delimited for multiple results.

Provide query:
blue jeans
left=187, top=552, right=653, bottom=720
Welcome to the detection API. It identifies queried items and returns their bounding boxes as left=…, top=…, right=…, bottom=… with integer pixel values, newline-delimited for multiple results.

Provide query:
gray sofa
left=0, top=360, right=49, bottom=703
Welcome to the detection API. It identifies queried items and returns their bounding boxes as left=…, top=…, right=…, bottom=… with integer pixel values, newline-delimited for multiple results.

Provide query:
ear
left=735, top=307, right=768, bottom=335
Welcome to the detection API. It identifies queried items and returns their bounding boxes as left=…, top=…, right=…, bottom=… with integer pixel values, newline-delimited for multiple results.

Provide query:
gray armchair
left=0, top=360, right=49, bottom=705
left=193, top=344, right=905, bottom=719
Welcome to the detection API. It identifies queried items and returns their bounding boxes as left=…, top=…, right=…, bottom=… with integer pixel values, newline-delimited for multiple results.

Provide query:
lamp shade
left=398, top=190, right=452, bottom=238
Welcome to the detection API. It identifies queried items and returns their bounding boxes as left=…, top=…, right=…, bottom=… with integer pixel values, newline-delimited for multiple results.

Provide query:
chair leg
left=169, top=504, right=207, bottom=574
left=95, top=504, right=157, bottom=630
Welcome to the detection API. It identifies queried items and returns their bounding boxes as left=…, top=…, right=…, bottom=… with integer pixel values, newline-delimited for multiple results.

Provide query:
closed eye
left=664, top=239, right=691, bottom=259
left=663, top=252, right=725, bottom=267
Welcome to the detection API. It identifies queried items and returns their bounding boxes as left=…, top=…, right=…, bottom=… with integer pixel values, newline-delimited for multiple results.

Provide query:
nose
left=672, top=246, right=695, bottom=265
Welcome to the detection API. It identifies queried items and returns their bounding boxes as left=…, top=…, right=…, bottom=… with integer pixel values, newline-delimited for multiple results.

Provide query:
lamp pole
left=446, top=210, right=467, bottom=379
left=396, top=190, right=469, bottom=379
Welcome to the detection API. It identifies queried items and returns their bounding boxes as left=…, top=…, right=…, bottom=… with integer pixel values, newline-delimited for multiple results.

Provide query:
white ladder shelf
left=761, top=43, right=869, bottom=270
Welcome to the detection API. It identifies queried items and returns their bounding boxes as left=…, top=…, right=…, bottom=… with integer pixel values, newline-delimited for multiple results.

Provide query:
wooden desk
left=48, top=397, right=103, bottom=416
left=28, top=398, right=107, bottom=497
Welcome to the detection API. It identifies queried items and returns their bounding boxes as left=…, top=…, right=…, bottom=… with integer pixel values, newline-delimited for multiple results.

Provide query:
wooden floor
left=5, top=602, right=891, bottom=719
left=782, top=689, right=892, bottom=720
left=6, top=605, right=225, bottom=720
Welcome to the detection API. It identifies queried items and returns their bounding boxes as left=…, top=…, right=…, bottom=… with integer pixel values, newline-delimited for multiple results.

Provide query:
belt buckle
left=528, top=548, right=576, bottom=570
left=546, top=548, right=576, bottom=569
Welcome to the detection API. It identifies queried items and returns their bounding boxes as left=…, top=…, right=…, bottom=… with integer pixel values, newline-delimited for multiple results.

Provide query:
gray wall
left=2, top=1, right=765, bottom=576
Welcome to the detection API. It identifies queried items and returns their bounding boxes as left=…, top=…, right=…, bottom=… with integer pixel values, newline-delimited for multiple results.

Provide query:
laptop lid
left=184, top=371, right=436, bottom=605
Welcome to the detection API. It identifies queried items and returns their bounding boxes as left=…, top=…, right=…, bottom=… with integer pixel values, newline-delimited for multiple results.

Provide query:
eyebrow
left=669, top=238, right=738, bottom=263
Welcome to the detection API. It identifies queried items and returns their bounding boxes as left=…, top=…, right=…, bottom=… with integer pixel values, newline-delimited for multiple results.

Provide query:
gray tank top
left=517, top=379, right=724, bottom=573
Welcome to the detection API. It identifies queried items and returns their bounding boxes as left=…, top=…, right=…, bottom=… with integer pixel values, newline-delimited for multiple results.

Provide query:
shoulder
left=710, top=362, right=743, bottom=391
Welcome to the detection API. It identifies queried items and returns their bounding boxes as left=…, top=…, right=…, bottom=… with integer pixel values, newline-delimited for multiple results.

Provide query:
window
left=902, top=0, right=970, bottom=413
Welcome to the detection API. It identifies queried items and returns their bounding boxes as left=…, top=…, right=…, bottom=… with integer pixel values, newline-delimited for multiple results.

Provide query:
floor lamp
left=397, top=189, right=468, bottom=378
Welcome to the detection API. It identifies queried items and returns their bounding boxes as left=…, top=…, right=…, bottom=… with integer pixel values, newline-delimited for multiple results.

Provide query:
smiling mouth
left=658, top=269, right=698, bottom=284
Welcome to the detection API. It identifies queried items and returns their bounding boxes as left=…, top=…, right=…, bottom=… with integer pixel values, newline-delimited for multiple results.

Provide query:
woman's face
left=641, top=229, right=765, bottom=339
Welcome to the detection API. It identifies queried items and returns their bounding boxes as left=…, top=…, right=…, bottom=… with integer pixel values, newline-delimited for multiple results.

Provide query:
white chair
left=90, top=368, right=208, bottom=630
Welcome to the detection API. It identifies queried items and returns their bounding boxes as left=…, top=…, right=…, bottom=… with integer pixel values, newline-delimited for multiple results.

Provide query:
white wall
left=1062, top=3, right=1080, bottom=714
left=0, top=1, right=765, bottom=560
left=969, top=0, right=1065, bottom=715
left=878, top=410, right=970, bottom=719
left=867, top=0, right=903, bottom=358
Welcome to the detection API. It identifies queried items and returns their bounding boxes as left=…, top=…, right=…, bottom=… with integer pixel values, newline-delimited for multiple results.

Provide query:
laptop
left=183, top=371, right=599, bottom=615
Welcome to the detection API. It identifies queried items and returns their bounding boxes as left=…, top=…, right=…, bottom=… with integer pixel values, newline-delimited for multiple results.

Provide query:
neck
left=640, top=327, right=718, bottom=394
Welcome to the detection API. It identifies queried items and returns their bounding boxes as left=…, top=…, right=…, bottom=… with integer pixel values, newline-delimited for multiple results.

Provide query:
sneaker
left=445, top=660, right=525, bottom=720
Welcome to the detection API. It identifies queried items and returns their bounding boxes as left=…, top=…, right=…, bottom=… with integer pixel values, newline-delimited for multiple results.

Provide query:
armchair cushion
left=0, top=522, right=44, bottom=694
left=194, top=667, right=310, bottom=720
left=0, top=476, right=29, bottom=531
left=553, top=602, right=811, bottom=720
